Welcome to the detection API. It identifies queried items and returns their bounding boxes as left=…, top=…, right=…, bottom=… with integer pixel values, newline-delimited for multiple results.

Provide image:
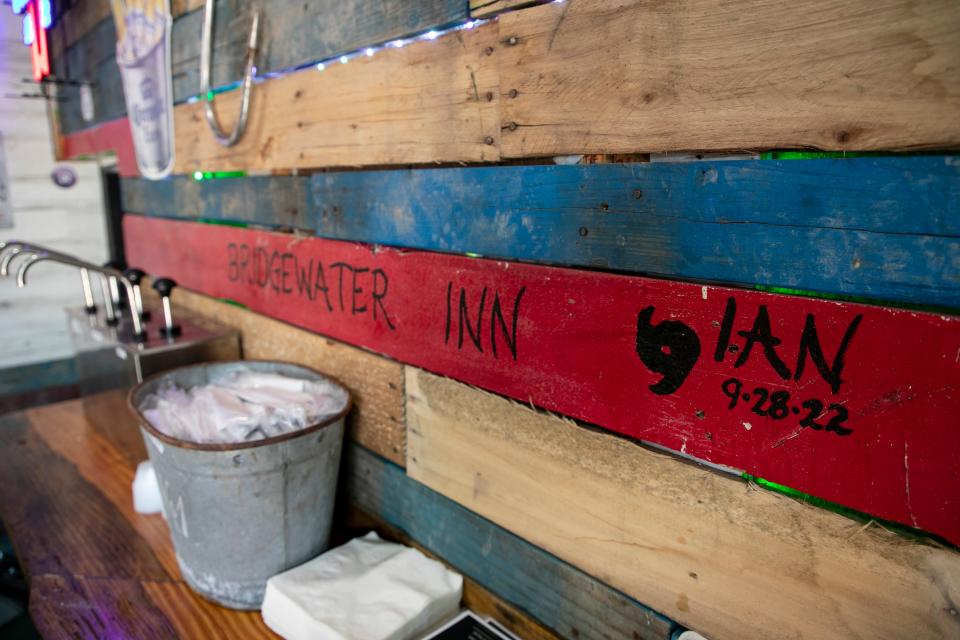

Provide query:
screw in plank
left=507, top=36, right=519, bottom=46
left=484, top=136, right=495, bottom=145
left=508, top=89, right=519, bottom=99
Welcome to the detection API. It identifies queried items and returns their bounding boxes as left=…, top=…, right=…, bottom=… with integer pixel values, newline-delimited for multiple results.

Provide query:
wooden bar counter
left=0, top=399, right=278, bottom=638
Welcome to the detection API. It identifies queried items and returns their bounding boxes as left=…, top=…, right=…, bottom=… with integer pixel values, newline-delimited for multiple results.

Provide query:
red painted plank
left=124, top=215, right=960, bottom=543
left=62, top=117, right=138, bottom=177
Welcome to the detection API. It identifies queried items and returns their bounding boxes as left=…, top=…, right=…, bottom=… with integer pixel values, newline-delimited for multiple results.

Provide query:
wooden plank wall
left=406, top=368, right=960, bottom=640
left=123, top=215, right=960, bottom=545
left=139, top=285, right=960, bottom=640
left=52, top=0, right=960, bottom=172
left=498, top=0, right=960, bottom=155
left=51, top=0, right=469, bottom=135
left=43, top=1, right=960, bottom=638
left=119, top=156, right=960, bottom=307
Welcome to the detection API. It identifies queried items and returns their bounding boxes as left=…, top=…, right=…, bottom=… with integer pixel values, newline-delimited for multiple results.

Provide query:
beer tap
left=0, top=241, right=98, bottom=314
left=17, top=252, right=147, bottom=341
left=123, top=268, right=151, bottom=321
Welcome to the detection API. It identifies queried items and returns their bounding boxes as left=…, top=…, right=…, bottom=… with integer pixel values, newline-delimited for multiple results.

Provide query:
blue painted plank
left=340, top=442, right=676, bottom=640
left=55, top=0, right=469, bottom=134
left=0, top=358, right=78, bottom=396
left=119, top=156, right=960, bottom=307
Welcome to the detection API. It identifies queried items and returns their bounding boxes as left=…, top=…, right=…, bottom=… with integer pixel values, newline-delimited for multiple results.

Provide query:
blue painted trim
left=0, top=358, right=78, bottom=396
left=120, top=156, right=960, bottom=308
left=341, top=442, right=677, bottom=640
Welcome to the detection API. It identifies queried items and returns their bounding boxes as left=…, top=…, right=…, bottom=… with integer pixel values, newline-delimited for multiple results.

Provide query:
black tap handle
left=123, top=267, right=146, bottom=285
left=103, top=260, right=125, bottom=271
left=153, top=277, right=181, bottom=338
left=152, top=277, right=177, bottom=297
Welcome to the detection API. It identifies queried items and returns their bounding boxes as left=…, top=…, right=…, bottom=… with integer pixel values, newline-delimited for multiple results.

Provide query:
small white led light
left=365, top=47, right=374, bottom=57
left=316, top=62, right=325, bottom=71
left=426, top=30, right=439, bottom=40
left=340, top=55, right=349, bottom=64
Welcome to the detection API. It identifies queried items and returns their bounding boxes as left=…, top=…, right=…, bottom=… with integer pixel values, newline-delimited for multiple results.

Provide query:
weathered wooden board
left=124, top=215, right=960, bottom=542
left=172, top=21, right=500, bottom=173
left=60, top=116, right=138, bottom=176
left=341, top=439, right=674, bottom=640
left=123, top=174, right=307, bottom=227
left=119, top=155, right=960, bottom=307
left=55, top=16, right=126, bottom=137
left=53, top=0, right=469, bottom=135
left=0, top=404, right=276, bottom=638
left=498, top=0, right=960, bottom=156
left=405, top=368, right=960, bottom=640
left=140, top=282, right=407, bottom=466
left=470, top=0, right=547, bottom=19
left=54, top=0, right=112, bottom=50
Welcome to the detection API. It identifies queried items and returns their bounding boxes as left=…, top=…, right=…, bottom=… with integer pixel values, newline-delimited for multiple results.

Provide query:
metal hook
left=201, top=0, right=260, bottom=147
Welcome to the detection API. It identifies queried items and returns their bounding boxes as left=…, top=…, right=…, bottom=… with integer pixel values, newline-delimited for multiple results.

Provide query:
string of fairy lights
left=186, top=0, right=566, bottom=105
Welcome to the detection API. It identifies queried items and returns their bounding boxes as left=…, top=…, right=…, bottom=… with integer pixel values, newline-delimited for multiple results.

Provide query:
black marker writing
left=444, top=283, right=526, bottom=361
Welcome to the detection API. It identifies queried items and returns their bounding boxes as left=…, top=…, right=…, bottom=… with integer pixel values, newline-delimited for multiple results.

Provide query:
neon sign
left=11, top=0, right=52, bottom=81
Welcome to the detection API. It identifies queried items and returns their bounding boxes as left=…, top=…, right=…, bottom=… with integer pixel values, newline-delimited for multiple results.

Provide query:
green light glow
left=754, top=284, right=957, bottom=316
left=192, top=170, right=247, bottom=182
left=197, top=217, right=248, bottom=228
left=743, top=472, right=956, bottom=549
left=760, top=150, right=949, bottom=160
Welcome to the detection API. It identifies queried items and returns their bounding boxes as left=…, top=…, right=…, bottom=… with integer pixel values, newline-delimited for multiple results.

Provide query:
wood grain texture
left=405, top=368, right=960, bottom=640
left=120, top=155, right=960, bottom=307
left=141, top=283, right=407, bottom=466
left=56, top=16, right=125, bottom=136
left=55, top=0, right=470, bottom=135
left=173, top=21, right=500, bottom=173
left=341, top=441, right=674, bottom=640
left=123, top=174, right=308, bottom=228
left=342, top=507, right=567, bottom=640
left=0, top=403, right=276, bottom=638
left=470, top=0, right=548, bottom=19
left=498, top=0, right=960, bottom=156
left=124, top=215, right=960, bottom=543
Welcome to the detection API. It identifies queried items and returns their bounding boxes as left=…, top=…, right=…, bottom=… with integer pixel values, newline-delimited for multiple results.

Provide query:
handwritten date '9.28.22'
left=636, top=297, right=861, bottom=437
left=721, top=378, right=851, bottom=435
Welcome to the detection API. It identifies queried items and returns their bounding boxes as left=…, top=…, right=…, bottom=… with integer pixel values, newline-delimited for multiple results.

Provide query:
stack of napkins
left=262, top=532, right=463, bottom=640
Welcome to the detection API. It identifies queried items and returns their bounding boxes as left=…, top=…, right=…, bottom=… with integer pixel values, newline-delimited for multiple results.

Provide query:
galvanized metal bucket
left=128, top=360, right=351, bottom=610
